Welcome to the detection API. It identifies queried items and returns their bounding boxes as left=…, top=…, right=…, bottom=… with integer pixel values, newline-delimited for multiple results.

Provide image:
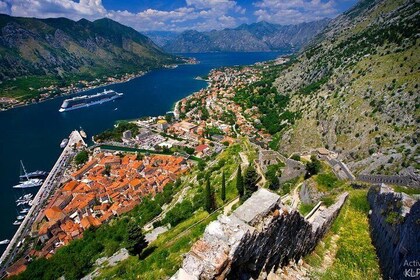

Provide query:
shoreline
left=0, top=60, right=198, bottom=113
left=0, top=72, right=148, bottom=113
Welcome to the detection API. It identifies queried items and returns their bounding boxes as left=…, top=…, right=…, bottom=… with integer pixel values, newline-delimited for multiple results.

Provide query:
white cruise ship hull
left=59, top=90, right=123, bottom=112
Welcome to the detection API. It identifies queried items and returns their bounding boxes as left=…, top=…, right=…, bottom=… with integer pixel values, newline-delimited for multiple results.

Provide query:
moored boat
left=13, top=178, right=43, bottom=189
left=0, top=239, right=10, bottom=245
left=60, top=138, right=69, bottom=148
left=17, top=161, right=45, bottom=187
left=19, top=170, right=48, bottom=182
left=80, top=127, right=87, bottom=138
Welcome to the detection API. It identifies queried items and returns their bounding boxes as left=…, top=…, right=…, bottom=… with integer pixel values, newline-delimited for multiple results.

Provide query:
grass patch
left=308, top=190, right=381, bottom=280
left=97, top=210, right=217, bottom=279
left=316, top=173, right=340, bottom=192
left=279, top=176, right=302, bottom=195
left=299, top=203, right=315, bottom=216
left=392, top=186, right=420, bottom=195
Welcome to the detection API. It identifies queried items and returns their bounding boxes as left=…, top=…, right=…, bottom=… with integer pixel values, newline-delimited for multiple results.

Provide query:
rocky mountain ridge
left=0, top=14, right=176, bottom=99
left=155, top=20, right=329, bottom=53
left=268, top=0, right=419, bottom=176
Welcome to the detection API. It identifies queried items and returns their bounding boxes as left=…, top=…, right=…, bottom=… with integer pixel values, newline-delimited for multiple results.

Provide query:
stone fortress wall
left=367, top=184, right=420, bottom=280
left=171, top=189, right=348, bottom=280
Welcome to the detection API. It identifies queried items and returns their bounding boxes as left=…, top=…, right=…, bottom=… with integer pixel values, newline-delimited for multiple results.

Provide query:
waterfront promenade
left=0, top=130, right=85, bottom=277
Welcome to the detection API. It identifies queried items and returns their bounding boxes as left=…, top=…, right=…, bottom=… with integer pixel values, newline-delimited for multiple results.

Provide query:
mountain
left=161, top=20, right=330, bottom=53
left=0, top=14, right=176, bottom=100
left=243, top=0, right=419, bottom=176
left=143, top=31, right=180, bottom=48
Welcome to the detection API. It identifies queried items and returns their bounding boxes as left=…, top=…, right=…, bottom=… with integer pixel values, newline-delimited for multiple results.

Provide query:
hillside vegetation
left=234, top=0, right=419, bottom=176
left=0, top=15, right=176, bottom=100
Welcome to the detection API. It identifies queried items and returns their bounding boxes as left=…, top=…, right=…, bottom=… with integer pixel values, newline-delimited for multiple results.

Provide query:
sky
left=0, top=0, right=357, bottom=32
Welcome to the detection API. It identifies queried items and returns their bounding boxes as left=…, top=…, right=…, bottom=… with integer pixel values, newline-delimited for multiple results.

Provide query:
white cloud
left=4, top=0, right=106, bottom=20
left=0, top=0, right=248, bottom=31
left=186, top=0, right=237, bottom=10
left=253, top=0, right=338, bottom=24
left=0, top=1, right=10, bottom=14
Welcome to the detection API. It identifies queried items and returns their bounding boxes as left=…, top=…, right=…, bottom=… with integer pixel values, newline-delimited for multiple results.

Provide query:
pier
left=0, top=130, right=85, bottom=277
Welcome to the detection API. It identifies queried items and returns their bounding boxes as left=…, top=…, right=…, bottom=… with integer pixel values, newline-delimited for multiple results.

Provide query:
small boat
left=0, top=239, right=10, bottom=245
left=13, top=220, right=21, bottom=226
left=28, top=200, right=33, bottom=206
left=19, top=161, right=47, bottom=182
left=20, top=208, right=30, bottom=214
left=16, top=194, right=33, bottom=203
left=19, top=170, right=48, bottom=182
left=13, top=178, right=43, bottom=189
left=60, top=138, right=69, bottom=148
left=17, top=215, right=25, bottom=220
left=16, top=199, right=29, bottom=204
left=114, top=108, right=118, bottom=111
left=17, top=161, right=46, bottom=186
left=16, top=200, right=30, bottom=206
left=80, top=127, right=87, bottom=138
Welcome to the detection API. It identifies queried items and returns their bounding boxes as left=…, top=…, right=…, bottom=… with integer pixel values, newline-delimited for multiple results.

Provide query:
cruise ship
left=59, top=89, right=123, bottom=112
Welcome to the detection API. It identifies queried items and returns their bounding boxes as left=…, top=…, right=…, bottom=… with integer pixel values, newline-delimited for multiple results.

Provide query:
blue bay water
left=0, top=51, right=284, bottom=254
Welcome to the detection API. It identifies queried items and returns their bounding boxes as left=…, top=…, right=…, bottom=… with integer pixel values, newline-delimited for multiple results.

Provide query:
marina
left=0, top=52, right=284, bottom=259
left=0, top=130, right=85, bottom=274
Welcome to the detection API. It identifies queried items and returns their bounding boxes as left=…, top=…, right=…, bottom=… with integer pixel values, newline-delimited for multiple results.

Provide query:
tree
left=243, top=165, right=259, bottom=200
left=236, top=165, right=244, bottom=197
left=305, top=155, right=322, bottom=178
left=291, top=153, right=301, bottom=161
left=102, top=164, right=111, bottom=176
left=266, top=165, right=281, bottom=191
left=221, top=171, right=226, bottom=201
left=74, top=150, right=89, bottom=165
left=198, top=160, right=206, bottom=171
left=205, top=178, right=215, bottom=212
left=136, top=152, right=144, bottom=161
left=126, top=223, right=148, bottom=257
left=185, top=147, right=195, bottom=155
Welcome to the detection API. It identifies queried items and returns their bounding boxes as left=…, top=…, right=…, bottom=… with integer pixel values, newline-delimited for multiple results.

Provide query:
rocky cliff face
left=269, top=0, right=419, bottom=176
left=162, top=20, right=329, bottom=53
left=368, top=184, right=420, bottom=280
left=171, top=189, right=348, bottom=280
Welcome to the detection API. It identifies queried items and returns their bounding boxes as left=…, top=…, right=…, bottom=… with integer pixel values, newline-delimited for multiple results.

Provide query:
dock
left=0, top=130, right=85, bottom=277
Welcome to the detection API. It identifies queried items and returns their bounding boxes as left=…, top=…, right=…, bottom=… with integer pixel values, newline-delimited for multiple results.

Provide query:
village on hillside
left=30, top=151, right=189, bottom=259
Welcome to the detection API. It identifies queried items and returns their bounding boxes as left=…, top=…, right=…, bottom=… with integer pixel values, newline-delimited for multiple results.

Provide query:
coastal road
left=0, top=130, right=85, bottom=276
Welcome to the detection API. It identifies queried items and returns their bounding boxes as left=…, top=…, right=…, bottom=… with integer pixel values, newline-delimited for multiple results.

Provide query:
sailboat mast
left=21, top=160, right=29, bottom=181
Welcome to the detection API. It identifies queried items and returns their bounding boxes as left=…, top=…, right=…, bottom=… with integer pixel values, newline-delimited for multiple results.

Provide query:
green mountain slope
left=238, top=0, right=419, bottom=176
left=0, top=15, right=177, bottom=100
